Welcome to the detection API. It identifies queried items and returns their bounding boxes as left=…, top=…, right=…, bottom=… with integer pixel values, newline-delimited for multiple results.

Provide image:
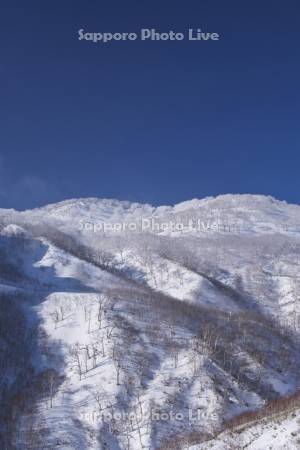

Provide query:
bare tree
left=107, top=326, right=116, bottom=339
left=69, top=344, right=83, bottom=380
left=59, top=305, right=65, bottom=321
left=91, top=343, right=99, bottom=368
left=51, top=309, right=60, bottom=329
left=44, top=368, right=57, bottom=408
left=114, top=359, right=122, bottom=386
left=97, top=295, right=107, bottom=330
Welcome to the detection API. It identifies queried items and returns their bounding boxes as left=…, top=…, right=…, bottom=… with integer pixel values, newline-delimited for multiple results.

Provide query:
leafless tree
left=114, top=359, right=122, bottom=386
left=97, top=294, right=107, bottom=330
left=51, top=309, right=60, bottom=329
left=69, top=344, right=83, bottom=380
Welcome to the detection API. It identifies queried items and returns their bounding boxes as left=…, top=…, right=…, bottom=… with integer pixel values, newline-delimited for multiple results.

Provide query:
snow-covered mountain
left=1, top=194, right=300, bottom=449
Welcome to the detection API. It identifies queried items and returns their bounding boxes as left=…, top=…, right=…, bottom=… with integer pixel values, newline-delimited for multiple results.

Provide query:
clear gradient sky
left=0, top=1, right=300, bottom=209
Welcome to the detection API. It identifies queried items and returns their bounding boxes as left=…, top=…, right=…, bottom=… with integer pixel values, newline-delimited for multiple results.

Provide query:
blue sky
left=1, top=1, right=300, bottom=209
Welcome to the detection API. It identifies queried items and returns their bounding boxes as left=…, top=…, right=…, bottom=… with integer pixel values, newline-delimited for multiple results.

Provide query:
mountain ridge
left=0, top=194, right=300, bottom=449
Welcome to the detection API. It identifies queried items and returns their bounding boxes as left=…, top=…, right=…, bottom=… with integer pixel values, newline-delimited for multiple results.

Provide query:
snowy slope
left=191, top=408, right=300, bottom=450
left=1, top=194, right=300, bottom=449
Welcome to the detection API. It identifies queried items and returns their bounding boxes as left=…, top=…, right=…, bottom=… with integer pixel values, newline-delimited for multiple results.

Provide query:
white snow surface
left=1, top=194, right=300, bottom=449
